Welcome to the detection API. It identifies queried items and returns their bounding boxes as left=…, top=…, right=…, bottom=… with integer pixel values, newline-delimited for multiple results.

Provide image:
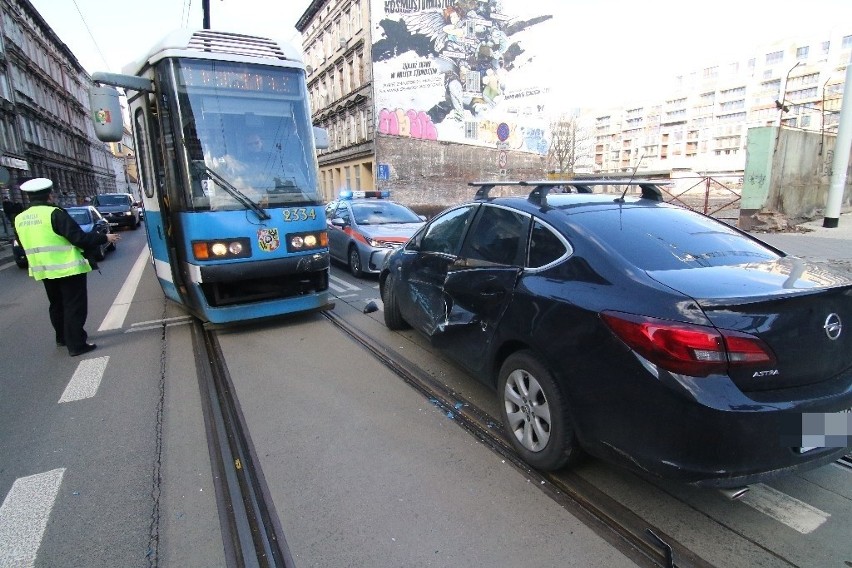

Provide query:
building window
left=796, top=46, right=809, bottom=60
left=766, top=50, right=783, bottom=65
left=842, top=35, right=852, bottom=49
left=464, top=121, right=478, bottom=140
left=822, top=41, right=831, bottom=54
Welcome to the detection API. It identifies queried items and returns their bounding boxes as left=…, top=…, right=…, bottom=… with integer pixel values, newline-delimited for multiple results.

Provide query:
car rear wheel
left=382, top=272, right=410, bottom=330
left=348, top=245, right=363, bottom=278
left=498, top=351, right=581, bottom=471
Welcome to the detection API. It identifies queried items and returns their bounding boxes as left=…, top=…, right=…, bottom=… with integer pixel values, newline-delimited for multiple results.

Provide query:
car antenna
left=615, top=153, right=645, bottom=202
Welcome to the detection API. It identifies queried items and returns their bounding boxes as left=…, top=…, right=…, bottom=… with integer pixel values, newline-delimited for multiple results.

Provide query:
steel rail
left=192, top=321, right=295, bottom=568
left=322, top=309, right=717, bottom=568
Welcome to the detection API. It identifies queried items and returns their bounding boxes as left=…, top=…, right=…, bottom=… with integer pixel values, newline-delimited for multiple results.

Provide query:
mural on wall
left=372, top=0, right=552, bottom=153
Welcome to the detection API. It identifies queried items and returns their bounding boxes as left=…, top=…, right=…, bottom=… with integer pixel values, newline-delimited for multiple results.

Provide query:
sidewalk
left=749, top=212, right=852, bottom=269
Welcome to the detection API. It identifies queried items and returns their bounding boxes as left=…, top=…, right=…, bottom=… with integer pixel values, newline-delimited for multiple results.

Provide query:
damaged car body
left=379, top=179, right=852, bottom=488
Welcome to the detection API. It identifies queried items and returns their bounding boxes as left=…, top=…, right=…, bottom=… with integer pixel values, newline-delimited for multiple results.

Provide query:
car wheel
left=348, top=245, right=363, bottom=278
left=382, top=272, right=410, bottom=330
left=15, top=258, right=27, bottom=269
left=498, top=350, right=581, bottom=471
left=107, top=240, right=116, bottom=252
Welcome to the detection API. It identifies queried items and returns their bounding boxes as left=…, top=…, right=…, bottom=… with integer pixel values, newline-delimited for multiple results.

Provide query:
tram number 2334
left=282, top=207, right=317, bottom=222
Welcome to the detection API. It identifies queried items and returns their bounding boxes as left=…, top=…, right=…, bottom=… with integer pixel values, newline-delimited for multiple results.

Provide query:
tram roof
left=123, top=29, right=305, bottom=76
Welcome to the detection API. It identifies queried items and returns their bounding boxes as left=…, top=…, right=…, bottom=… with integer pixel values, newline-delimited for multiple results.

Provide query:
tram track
left=192, top=320, right=294, bottom=568
left=322, top=309, right=716, bottom=568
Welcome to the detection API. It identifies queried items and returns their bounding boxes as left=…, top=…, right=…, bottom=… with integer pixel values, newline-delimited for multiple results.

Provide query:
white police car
left=325, top=190, right=425, bottom=277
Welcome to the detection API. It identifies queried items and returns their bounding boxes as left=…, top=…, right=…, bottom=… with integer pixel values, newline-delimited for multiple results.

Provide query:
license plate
left=109, top=222, right=119, bottom=227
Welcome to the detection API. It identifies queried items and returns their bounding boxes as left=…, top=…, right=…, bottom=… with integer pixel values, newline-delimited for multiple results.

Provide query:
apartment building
left=589, top=30, right=852, bottom=176
left=0, top=0, right=115, bottom=207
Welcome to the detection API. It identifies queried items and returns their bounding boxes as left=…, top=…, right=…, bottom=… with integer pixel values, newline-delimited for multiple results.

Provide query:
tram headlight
left=287, top=230, right=328, bottom=252
left=192, top=237, right=251, bottom=260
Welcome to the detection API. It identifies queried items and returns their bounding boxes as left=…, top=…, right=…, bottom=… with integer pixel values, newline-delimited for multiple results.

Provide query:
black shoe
left=69, top=343, right=97, bottom=357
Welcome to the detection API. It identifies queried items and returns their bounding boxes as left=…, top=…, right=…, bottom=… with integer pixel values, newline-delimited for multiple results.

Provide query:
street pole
left=824, top=60, right=852, bottom=228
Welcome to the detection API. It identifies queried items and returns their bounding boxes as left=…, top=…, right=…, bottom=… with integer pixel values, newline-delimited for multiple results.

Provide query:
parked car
left=379, top=179, right=852, bottom=488
left=11, top=205, right=114, bottom=269
left=325, top=190, right=426, bottom=277
left=92, top=192, right=140, bottom=230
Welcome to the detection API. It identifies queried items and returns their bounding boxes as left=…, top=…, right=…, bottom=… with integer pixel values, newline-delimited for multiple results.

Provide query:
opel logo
left=823, top=313, right=842, bottom=341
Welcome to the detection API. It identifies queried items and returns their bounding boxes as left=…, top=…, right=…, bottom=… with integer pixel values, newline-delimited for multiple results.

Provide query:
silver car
left=325, top=191, right=425, bottom=277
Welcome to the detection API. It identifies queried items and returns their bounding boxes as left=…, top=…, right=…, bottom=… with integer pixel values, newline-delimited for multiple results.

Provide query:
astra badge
left=823, top=313, right=842, bottom=340
left=257, top=228, right=280, bottom=252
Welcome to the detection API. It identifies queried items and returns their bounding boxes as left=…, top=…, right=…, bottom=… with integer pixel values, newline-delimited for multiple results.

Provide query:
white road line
left=329, top=273, right=360, bottom=291
left=0, top=468, right=65, bottom=567
left=739, top=483, right=830, bottom=534
left=0, top=260, right=16, bottom=272
left=129, top=316, right=192, bottom=329
left=58, top=356, right=109, bottom=403
left=98, top=247, right=150, bottom=332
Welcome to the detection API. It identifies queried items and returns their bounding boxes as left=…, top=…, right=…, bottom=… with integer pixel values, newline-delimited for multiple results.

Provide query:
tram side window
left=134, top=109, right=154, bottom=199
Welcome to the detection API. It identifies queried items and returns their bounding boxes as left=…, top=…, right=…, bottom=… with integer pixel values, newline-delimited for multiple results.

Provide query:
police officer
left=15, top=178, right=120, bottom=356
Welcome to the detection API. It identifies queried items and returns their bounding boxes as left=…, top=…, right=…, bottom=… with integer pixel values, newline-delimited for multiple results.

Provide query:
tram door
left=132, top=95, right=189, bottom=308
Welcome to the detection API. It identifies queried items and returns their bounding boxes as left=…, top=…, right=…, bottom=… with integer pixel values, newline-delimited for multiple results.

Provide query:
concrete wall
left=740, top=126, right=852, bottom=229
left=375, top=135, right=545, bottom=209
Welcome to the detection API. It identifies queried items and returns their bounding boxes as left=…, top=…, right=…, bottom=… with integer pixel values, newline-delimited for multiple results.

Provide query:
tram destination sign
left=180, top=63, right=300, bottom=95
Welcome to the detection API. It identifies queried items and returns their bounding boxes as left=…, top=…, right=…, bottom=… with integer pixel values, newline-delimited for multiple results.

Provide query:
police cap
left=21, top=178, right=54, bottom=193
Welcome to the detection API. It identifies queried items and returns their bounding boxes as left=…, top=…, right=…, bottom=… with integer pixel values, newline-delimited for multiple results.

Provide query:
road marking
left=329, top=273, right=360, bottom=292
left=0, top=260, right=16, bottom=272
left=0, top=468, right=65, bottom=567
left=98, top=247, right=150, bottom=331
left=125, top=315, right=193, bottom=333
left=739, top=483, right=830, bottom=534
left=58, top=356, right=109, bottom=403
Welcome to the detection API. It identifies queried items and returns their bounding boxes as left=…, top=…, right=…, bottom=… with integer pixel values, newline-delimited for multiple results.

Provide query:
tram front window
left=176, top=59, right=321, bottom=212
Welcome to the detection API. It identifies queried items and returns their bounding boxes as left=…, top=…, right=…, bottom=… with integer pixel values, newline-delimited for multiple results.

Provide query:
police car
left=325, top=190, right=425, bottom=278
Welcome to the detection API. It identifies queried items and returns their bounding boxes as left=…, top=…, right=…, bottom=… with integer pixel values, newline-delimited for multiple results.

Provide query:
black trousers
left=42, top=273, right=88, bottom=353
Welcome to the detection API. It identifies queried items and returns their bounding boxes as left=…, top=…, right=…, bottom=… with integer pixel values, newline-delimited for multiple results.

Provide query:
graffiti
left=378, top=108, right=439, bottom=140
left=372, top=0, right=552, bottom=150
left=747, top=173, right=767, bottom=186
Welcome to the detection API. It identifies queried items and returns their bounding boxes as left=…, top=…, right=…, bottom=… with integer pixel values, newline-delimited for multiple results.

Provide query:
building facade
left=297, top=0, right=549, bottom=207
left=589, top=30, right=852, bottom=177
left=0, top=0, right=115, bottom=208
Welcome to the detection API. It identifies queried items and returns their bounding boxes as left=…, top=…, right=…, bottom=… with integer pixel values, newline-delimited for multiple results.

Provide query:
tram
left=89, top=30, right=331, bottom=324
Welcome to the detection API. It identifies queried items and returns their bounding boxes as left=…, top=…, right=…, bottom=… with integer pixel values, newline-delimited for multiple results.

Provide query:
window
left=822, top=41, right=831, bottom=55
left=417, top=206, right=477, bottom=255
left=796, top=46, right=809, bottom=60
left=842, top=35, right=852, bottom=49
left=462, top=206, right=529, bottom=266
left=528, top=221, right=567, bottom=268
left=766, top=50, right=783, bottom=65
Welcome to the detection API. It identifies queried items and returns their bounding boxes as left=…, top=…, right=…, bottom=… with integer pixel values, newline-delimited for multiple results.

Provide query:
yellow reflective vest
left=14, top=205, right=91, bottom=281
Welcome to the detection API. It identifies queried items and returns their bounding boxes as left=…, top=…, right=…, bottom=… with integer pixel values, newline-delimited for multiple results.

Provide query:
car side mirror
left=331, top=217, right=347, bottom=227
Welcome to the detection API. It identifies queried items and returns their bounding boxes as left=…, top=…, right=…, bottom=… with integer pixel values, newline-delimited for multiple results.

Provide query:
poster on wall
left=371, top=0, right=553, bottom=154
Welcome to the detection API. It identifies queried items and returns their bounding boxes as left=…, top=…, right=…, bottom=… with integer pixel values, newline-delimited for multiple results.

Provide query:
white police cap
left=21, top=178, right=53, bottom=193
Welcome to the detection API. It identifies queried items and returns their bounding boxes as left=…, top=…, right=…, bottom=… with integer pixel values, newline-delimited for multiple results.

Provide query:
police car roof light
left=339, top=190, right=390, bottom=200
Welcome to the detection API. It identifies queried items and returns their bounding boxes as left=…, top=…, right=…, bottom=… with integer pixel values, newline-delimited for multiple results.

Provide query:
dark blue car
left=379, top=179, right=852, bottom=488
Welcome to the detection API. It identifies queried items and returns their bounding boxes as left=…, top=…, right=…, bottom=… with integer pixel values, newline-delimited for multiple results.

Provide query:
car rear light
left=600, top=311, right=776, bottom=377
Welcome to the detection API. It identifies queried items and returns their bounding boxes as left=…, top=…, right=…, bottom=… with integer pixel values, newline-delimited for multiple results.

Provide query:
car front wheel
left=348, top=245, right=363, bottom=278
left=382, top=272, right=410, bottom=330
left=498, top=351, right=581, bottom=471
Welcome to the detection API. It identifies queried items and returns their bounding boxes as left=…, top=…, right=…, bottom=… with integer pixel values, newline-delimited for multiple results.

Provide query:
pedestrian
left=14, top=177, right=120, bottom=357
left=2, top=196, right=15, bottom=224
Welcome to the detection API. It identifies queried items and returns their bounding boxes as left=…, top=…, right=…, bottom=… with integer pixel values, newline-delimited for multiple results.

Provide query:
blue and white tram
left=90, top=30, right=331, bottom=324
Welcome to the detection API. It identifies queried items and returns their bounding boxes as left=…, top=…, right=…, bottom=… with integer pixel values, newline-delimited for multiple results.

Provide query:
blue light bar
left=339, top=190, right=391, bottom=200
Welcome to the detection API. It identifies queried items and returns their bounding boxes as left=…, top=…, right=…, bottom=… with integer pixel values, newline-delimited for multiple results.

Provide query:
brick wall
left=375, top=135, right=545, bottom=210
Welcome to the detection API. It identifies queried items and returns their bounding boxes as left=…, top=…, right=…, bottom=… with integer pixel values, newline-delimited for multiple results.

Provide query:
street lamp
left=776, top=61, right=803, bottom=126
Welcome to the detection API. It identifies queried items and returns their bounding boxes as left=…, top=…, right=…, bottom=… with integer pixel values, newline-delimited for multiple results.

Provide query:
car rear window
left=571, top=206, right=780, bottom=271
left=68, top=209, right=91, bottom=225
left=94, top=195, right=130, bottom=206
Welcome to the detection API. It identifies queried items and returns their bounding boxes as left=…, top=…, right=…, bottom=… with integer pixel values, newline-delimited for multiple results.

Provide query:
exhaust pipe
left=719, top=486, right=750, bottom=500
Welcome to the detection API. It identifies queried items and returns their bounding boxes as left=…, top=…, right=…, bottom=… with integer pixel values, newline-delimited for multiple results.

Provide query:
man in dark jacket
left=15, top=178, right=120, bottom=356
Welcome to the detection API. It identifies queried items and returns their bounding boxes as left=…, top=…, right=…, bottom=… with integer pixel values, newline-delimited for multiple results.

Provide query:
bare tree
left=546, top=113, right=592, bottom=176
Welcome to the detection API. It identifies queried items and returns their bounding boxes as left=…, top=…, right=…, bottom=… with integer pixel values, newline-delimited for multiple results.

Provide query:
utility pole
left=824, top=61, right=852, bottom=228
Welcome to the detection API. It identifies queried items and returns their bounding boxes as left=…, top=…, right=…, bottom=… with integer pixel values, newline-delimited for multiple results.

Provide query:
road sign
left=498, top=151, right=507, bottom=169
left=378, top=164, right=390, bottom=181
left=497, top=122, right=510, bottom=142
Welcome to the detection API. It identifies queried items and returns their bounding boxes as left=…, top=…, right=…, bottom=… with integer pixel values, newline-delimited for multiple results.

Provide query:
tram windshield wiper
left=191, top=161, right=271, bottom=221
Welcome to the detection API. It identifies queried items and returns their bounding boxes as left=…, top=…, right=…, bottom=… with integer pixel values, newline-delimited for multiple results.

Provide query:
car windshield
left=572, top=206, right=781, bottom=271
left=67, top=209, right=92, bottom=225
left=351, top=201, right=422, bottom=225
left=94, top=195, right=130, bottom=206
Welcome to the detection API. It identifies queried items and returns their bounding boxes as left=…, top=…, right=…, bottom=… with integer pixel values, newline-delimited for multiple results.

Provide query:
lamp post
left=776, top=61, right=803, bottom=126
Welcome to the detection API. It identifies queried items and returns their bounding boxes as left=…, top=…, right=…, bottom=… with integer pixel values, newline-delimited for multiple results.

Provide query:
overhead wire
left=70, top=0, right=110, bottom=71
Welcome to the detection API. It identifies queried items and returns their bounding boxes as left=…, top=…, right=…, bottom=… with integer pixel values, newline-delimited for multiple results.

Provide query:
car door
left=324, top=201, right=346, bottom=261
left=396, top=205, right=479, bottom=337
left=433, top=205, right=530, bottom=371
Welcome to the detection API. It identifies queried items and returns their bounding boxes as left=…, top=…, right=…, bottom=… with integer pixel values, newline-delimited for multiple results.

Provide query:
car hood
left=648, top=256, right=852, bottom=392
left=358, top=222, right=424, bottom=242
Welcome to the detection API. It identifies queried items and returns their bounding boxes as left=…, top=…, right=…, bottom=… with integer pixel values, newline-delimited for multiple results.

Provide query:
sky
left=27, top=0, right=852, bottom=109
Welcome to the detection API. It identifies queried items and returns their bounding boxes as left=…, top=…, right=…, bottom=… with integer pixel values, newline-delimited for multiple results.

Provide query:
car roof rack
left=468, top=179, right=665, bottom=206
